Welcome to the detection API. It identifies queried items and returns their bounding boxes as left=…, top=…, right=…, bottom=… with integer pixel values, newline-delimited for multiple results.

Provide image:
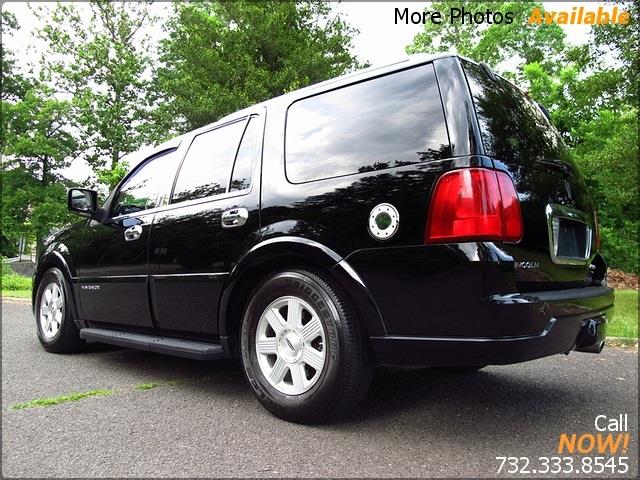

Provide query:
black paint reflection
left=461, top=60, right=594, bottom=289
left=173, top=121, right=246, bottom=203
left=112, top=148, right=179, bottom=217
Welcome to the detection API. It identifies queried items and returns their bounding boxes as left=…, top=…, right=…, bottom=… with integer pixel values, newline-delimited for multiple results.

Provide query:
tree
left=2, top=84, right=78, bottom=253
left=36, top=0, right=158, bottom=188
left=406, top=1, right=565, bottom=79
left=1, top=11, right=32, bottom=152
left=591, top=0, right=639, bottom=106
left=154, top=1, right=363, bottom=132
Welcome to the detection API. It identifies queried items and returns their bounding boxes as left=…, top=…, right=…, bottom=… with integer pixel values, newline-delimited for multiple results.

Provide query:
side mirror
left=67, top=188, right=98, bottom=217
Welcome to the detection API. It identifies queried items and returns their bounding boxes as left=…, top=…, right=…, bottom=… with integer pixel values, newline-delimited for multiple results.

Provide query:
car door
left=148, top=114, right=263, bottom=334
left=75, top=148, right=181, bottom=328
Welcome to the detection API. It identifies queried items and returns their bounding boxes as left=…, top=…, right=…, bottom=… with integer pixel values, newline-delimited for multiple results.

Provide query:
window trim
left=169, top=117, right=250, bottom=205
left=109, top=147, right=179, bottom=219
left=283, top=61, right=451, bottom=185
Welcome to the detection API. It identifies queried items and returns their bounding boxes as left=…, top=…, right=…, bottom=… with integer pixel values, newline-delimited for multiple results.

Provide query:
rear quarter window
left=461, top=59, right=572, bottom=165
left=285, top=64, right=451, bottom=183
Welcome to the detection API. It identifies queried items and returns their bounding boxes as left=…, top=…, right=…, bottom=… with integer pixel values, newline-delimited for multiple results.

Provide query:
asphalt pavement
left=2, top=299, right=638, bottom=478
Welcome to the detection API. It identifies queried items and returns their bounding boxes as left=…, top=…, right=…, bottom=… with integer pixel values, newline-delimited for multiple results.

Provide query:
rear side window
left=172, top=120, right=246, bottom=203
left=229, top=117, right=259, bottom=192
left=285, top=64, right=451, bottom=183
left=112, top=149, right=178, bottom=217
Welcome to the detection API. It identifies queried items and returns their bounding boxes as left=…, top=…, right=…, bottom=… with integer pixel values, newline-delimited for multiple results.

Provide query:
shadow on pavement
left=75, top=344, right=600, bottom=436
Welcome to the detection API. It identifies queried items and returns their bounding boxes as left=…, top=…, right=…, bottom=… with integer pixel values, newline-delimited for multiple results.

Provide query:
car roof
left=215, top=52, right=457, bottom=122
left=154, top=52, right=458, bottom=152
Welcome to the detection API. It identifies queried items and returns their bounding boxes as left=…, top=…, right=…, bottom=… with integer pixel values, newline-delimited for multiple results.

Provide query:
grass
left=608, top=289, right=639, bottom=339
left=10, top=389, right=112, bottom=410
left=135, top=382, right=158, bottom=390
left=2, top=289, right=31, bottom=299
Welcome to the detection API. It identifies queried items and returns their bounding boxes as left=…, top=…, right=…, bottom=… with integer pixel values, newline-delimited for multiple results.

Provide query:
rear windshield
left=461, top=59, right=574, bottom=168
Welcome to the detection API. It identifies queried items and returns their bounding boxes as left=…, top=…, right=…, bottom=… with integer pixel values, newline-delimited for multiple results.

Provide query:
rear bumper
left=371, top=285, right=613, bottom=366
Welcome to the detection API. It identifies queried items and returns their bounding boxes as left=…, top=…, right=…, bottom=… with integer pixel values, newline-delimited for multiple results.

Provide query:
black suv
left=34, top=54, right=614, bottom=423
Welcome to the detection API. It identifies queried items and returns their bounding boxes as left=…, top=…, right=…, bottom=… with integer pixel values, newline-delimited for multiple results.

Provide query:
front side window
left=172, top=120, right=247, bottom=203
left=285, top=64, right=451, bottom=183
left=111, top=149, right=178, bottom=217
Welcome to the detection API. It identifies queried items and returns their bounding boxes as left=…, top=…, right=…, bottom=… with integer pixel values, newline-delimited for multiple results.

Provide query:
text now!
left=557, top=433, right=631, bottom=455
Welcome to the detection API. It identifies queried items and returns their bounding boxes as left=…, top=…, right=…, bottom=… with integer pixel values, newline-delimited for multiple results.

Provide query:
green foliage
left=406, top=2, right=565, bottom=79
left=96, top=161, right=129, bottom=190
left=1, top=262, right=32, bottom=291
left=2, top=16, right=78, bottom=252
left=36, top=1, right=158, bottom=171
left=1, top=85, right=78, bottom=250
left=608, top=290, right=639, bottom=339
left=591, top=0, right=639, bottom=106
left=154, top=1, right=363, bottom=132
left=1, top=11, right=31, bottom=105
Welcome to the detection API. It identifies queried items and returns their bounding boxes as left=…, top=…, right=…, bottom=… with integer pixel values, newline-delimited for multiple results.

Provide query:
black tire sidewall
left=241, top=271, right=348, bottom=418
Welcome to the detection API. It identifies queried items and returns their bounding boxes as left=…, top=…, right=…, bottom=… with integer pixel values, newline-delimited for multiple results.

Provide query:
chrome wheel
left=255, top=296, right=326, bottom=395
left=39, top=282, right=64, bottom=340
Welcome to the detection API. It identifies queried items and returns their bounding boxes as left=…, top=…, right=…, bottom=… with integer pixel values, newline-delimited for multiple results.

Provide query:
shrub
left=1, top=262, right=32, bottom=291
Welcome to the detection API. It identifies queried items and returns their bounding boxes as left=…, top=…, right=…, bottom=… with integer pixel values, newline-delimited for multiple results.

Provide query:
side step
left=79, top=328, right=226, bottom=360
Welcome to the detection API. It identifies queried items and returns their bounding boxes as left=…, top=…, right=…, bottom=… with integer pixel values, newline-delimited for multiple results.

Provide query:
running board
left=79, top=328, right=226, bottom=360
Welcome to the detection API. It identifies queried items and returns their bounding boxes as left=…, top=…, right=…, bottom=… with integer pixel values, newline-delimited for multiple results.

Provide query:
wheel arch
left=218, top=237, right=386, bottom=355
left=33, top=250, right=80, bottom=321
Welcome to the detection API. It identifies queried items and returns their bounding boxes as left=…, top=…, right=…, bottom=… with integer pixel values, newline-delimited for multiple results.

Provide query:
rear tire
left=35, top=268, right=84, bottom=353
left=240, top=268, right=374, bottom=423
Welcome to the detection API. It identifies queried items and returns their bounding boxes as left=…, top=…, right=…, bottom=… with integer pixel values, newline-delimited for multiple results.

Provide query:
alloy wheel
left=255, top=295, right=326, bottom=395
left=39, top=282, right=64, bottom=340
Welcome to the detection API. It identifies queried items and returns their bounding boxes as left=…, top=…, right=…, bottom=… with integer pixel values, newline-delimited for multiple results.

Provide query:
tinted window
left=285, top=64, right=451, bottom=183
left=230, top=117, right=259, bottom=192
left=461, top=59, right=573, bottom=167
left=112, top=149, right=178, bottom=217
left=172, top=120, right=246, bottom=203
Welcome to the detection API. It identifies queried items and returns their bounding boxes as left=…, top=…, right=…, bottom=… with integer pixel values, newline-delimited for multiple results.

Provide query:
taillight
left=425, top=168, right=523, bottom=244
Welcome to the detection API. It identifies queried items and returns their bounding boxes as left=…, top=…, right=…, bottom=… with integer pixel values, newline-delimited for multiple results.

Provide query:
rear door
left=461, top=59, right=598, bottom=290
left=76, top=149, right=181, bottom=327
left=148, top=114, right=263, bottom=334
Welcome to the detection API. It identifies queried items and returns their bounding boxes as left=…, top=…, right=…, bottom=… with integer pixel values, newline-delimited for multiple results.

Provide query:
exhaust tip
left=575, top=340, right=605, bottom=354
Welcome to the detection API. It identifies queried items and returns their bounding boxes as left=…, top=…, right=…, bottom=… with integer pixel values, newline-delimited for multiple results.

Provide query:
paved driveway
left=2, top=299, right=638, bottom=478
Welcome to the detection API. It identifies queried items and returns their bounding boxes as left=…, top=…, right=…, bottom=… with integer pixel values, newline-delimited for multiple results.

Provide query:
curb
left=606, top=336, right=639, bottom=349
left=1, top=296, right=31, bottom=304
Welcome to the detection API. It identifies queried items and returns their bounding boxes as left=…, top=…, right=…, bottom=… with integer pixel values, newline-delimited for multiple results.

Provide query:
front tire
left=240, top=268, right=374, bottom=423
left=35, top=268, right=84, bottom=353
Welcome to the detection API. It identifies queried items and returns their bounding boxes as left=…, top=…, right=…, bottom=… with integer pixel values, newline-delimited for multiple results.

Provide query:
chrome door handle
left=124, top=225, right=143, bottom=241
left=221, top=208, right=249, bottom=229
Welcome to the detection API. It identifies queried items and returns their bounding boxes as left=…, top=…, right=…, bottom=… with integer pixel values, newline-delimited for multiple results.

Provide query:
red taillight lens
left=425, top=168, right=523, bottom=244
